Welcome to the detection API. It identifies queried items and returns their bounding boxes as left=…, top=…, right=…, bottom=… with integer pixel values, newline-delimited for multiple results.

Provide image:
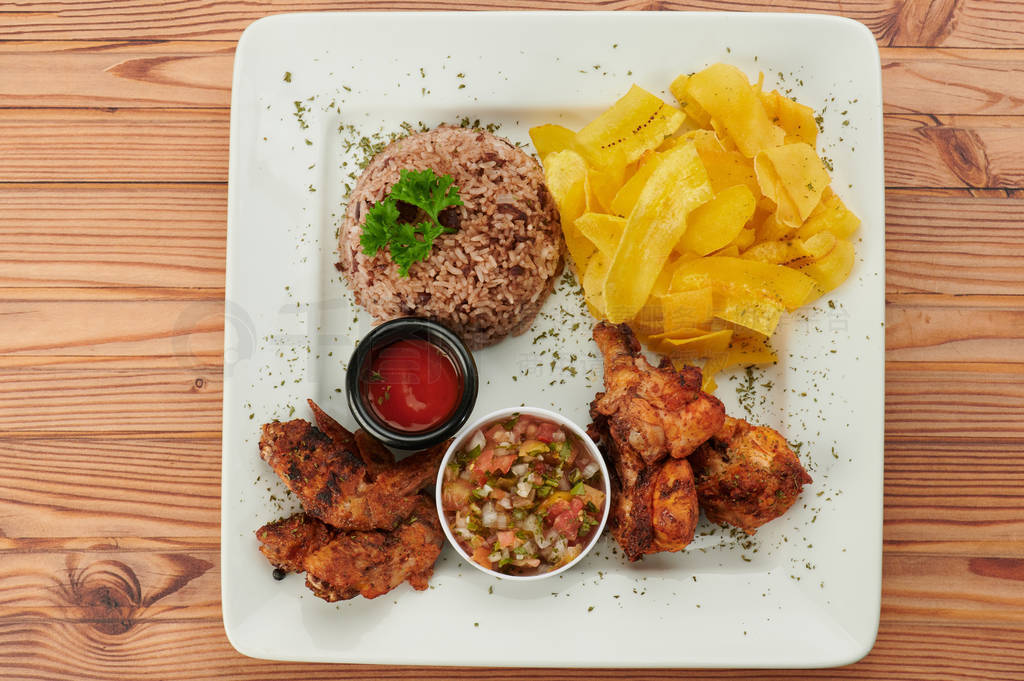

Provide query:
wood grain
left=1, top=41, right=1024, bottom=116
left=0, top=367, right=222, bottom=437
left=885, top=114, right=1024, bottom=188
left=0, top=539, right=218, bottom=622
left=0, top=618, right=1022, bottom=680
left=0, top=183, right=226, bottom=289
left=885, top=362, right=1024, bottom=441
left=0, top=109, right=229, bottom=183
left=0, top=439, right=220, bottom=537
left=0, top=41, right=233, bottom=107
left=1, top=1, right=1022, bottom=48
left=885, top=192, right=1024, bottom=295
left=0, top=300, right=223, bottom=360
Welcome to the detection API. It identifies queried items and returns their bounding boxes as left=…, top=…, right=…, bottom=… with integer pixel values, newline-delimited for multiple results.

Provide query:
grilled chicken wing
left=591, top=321, right=725, bottom=464
left=690, top=416, right=812, bottom=534
left=589, top=322, right=715, bottom=560
left=308, top=398, right=396, bottom=474
left=256, top=495, right=443, bottom=601
left=259, top=403, right=444, bottom=531
left=590, top=407, right=700, bottom=561
left=589, top=412, right=657, bottom=562
left=651, top=455, right=700, bottom=552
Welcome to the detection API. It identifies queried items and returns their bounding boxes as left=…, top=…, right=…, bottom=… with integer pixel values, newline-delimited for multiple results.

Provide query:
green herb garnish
left=359, top=168, right=464, bottom=277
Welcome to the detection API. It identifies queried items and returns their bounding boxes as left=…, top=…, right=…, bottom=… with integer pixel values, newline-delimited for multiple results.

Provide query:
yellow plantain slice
left=604, top=141, right=713, bottom=323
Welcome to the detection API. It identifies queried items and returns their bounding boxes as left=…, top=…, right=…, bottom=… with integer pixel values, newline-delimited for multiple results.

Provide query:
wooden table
left=2, top=1, right=1022, bottom=679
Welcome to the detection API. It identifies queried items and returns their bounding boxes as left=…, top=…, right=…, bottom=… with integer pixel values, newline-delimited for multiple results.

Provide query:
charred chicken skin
left=690, top=416, right=813, bottom=534
left=259, top=402, right=444, bottom=531
left=256, top=495, right=443, bottom=601
left=589, top=322, right=718, bottom=560
left=591, top=321, right=725, bottom=465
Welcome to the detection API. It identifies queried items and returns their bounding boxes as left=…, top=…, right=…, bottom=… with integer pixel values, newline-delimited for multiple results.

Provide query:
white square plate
left=222, top=11, right=884, bottom=667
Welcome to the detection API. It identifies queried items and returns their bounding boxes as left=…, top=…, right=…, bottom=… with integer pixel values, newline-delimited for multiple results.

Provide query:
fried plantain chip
left=575, top=85, right=685, bottom=172
left=604, top=141, right=713, bottom=322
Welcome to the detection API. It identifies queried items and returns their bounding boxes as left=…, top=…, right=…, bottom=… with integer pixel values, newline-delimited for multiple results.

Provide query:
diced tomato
left=552, top=510, right=581, bottom=542
left=535, top=422, right=561, bottom=443
left=569, top=496, right=585, bottom=514
left=471, top=545, right=492, bottom=568
left=475, top=449, right=516, bottom=475
left=491, top=453, right=516, bottom=474
left=486, top=424, right=507, bottom=440
left=474, top=448, right=494, bottom=471
left=497, top=530, right=516, bottom=548
left=545, top=499, right=570, bottom=521
left=491, top=488, right=508, bottom=501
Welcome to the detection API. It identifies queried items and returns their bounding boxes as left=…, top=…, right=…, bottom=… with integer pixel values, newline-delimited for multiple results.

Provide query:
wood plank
left=0, top=109, right=228, bottom=182
left=0, top=367, right=222, bottom=437
left=885, top=192, right=1024, bottom=295
left=0, top=183, right=226, bottom=288
left=0, top=300, right=223, bottom=357
left=885, top=114, right=1024, bottom=188
left=0, top=618, right=1022, bottom=679
left=885, top=363, right=1024, bottom=442
left=883, top=441, right=1024, bottom=551
left=0, top=41, right=1024, bottom=116
left=883, top=554, right=1024, bottom=623
left=0, top=439, right=220, bottom=537
left=0, top=538, right=219, bottom=621
left=882, top=48, right=1024, bottom=116
left=0, top=41, right=234, bottom=108
left=886, top=298, right=1024, bottom=362
left=2, top=1, right=1023, bottom=48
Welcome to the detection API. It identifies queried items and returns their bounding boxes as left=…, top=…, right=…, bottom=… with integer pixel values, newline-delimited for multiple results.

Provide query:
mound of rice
left=337, top=125, right=563, bottom=349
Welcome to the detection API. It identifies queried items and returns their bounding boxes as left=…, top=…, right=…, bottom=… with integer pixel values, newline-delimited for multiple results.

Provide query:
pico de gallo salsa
left=441, top=413, right=606, bottom=576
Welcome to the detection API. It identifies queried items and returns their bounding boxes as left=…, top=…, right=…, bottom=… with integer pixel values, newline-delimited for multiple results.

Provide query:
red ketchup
left=363, top=337, right=461, bottom=432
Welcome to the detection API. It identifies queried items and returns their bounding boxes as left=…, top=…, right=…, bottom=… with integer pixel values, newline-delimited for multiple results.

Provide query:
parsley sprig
left=359, top=168, right=464, bottom=277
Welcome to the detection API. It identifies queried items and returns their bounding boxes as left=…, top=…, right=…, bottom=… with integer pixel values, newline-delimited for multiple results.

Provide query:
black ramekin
left=345, top=317, right=478, bottom=450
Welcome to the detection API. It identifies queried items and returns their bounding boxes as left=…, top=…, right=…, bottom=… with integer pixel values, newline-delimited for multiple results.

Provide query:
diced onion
left=516, top=480, right=533, bottom=497
left=481, top=502, right=497, bottom=528
left=511, top=463, right=530, bottom=477
left=497, top=496, right=513, bottom=510
left=581, top=461, right=600, bottom=480
left=468, top=429, right=486, bottom=453
left=496, top=513, right=509, bottom=529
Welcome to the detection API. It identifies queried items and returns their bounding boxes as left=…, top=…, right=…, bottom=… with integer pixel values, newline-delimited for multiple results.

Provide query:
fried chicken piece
left=589, top=322, right=718, bottom=561
left=590, top=414, right=657, bottom=562
left=589, top=411, right=700, bottom=561
left=354, top=429, right=396, bottom=472
left=591, top=321, right=725, bottom=465
left=307, top=398, right=395, bottom=474
left=256, top=495, right=443, bottom=601
left=651, top=454, right=700, bottom=552
left=259, top=404, right=444, bottom=531
left=690, top=416, right=813, bottom=534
